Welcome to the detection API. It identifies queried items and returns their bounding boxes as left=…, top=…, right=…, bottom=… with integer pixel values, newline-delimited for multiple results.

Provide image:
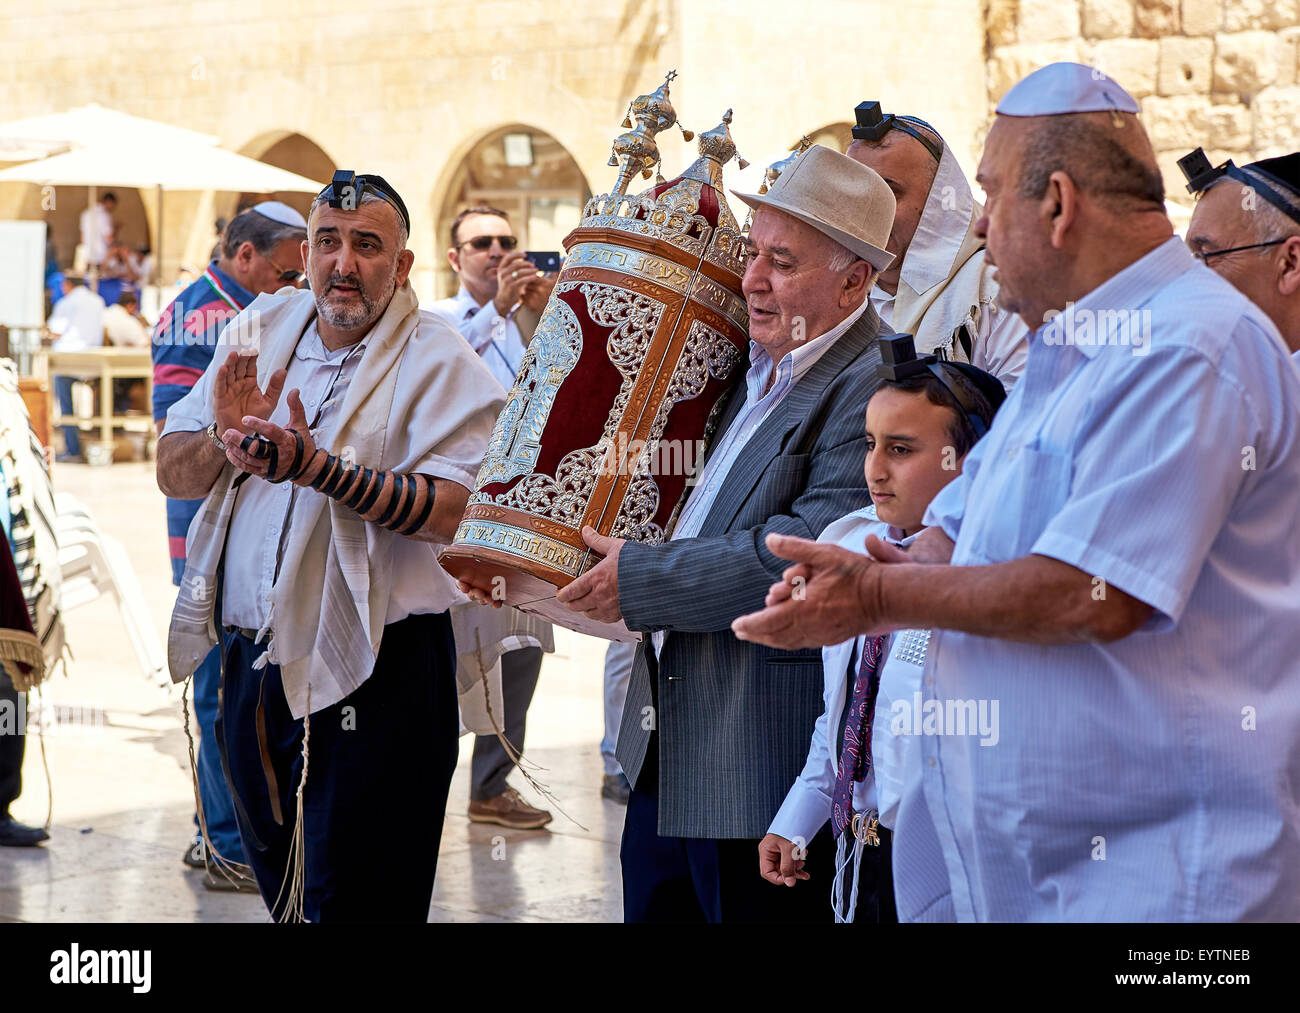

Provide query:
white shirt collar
left=294, top=320, right=366, bottom=363
left=450, top=284, right=485, bottom=319
left=748, top=296, right=871, bottom=388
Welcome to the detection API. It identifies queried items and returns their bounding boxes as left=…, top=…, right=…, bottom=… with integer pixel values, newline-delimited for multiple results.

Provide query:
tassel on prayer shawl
left=180, top=675, right=252, bottom=887
left=273, top=683, right=311, bottom=923
left=0, top=633, right=44, bottom=691
left=472, top=631, right=585, bottom=832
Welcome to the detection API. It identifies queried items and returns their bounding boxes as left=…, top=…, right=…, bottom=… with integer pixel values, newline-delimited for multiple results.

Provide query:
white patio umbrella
left=0, top=103, right=219, bottom=162
left=0, top=140, right=324, bottom=287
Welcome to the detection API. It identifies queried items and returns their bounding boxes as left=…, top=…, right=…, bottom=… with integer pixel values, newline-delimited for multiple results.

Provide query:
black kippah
left=945, top=362, right=1007, bottom=416
left=1248, top=152, right=1300, bottom=201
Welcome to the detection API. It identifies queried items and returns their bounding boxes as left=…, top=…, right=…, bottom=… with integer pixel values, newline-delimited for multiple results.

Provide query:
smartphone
left=525, top=251, right=562, bottom=273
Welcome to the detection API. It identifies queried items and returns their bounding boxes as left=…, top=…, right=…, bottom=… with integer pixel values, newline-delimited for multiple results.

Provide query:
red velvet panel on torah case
left=440, top=90, right=751, bottom=641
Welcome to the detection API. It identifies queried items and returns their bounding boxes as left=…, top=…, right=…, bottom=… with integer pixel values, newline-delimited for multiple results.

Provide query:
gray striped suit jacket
left=615, top=306, right=892, bottom=839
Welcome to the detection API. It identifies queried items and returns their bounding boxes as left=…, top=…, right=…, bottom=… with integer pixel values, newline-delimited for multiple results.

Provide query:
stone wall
left=986, top=0, right=1300, bottom=214
left=0, top=0, right=991, bottom=301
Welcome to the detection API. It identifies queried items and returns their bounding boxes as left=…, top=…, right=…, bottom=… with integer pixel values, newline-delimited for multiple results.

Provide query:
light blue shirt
left=430, top=285, right=519, bottom=393
left=916, top=237, right=1300, bottom=921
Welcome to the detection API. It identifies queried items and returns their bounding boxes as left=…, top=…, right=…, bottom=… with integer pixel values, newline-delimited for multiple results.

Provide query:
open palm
left=213, top=351, right=286, bottom=436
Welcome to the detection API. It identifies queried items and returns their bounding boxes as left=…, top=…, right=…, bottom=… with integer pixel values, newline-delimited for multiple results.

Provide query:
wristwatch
left=207, top=421, right=227, bottom=451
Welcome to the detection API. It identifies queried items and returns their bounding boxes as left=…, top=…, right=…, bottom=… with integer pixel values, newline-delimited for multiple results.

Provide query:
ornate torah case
left=440, top=79, right=750, bottom=640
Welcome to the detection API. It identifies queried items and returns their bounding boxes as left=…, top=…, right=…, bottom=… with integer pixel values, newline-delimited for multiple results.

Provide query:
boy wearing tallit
left=846, top=102, right=1027, bottom=390
left=156, top=173, right=504, bottom=922
left=759, top=338, right=1005, bottom=922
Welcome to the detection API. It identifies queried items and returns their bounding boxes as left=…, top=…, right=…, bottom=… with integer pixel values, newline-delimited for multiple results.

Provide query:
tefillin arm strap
left=300, top=449, right=436, bottom=536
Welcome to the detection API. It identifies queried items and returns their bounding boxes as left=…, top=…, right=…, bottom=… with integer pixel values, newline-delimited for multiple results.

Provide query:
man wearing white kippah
left=734, top=62, right=1300, bottom=921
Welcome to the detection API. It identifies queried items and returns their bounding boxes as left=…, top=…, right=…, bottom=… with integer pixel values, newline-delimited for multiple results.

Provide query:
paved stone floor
left=0, top=460, right=624, bottom=922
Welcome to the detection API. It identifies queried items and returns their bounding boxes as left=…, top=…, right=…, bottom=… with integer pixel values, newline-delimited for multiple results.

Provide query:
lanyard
left=270, top=337, right=364, bottom=586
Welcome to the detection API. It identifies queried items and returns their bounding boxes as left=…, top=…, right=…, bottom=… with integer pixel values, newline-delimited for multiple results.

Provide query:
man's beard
left=316, top=264, right=397, bottom=331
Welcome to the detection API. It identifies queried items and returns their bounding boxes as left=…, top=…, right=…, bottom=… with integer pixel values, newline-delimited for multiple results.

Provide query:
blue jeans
left=54, top=376, right=80, bottom=457
left=601, top=640, right=636, bottom=776
left=192, top=646, right=246, bottom=863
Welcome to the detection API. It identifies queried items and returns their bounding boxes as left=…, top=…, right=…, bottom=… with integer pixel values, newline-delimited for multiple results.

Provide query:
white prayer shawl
left=0, top=359, right=64, bottom=688
left=890, top=142, right=998, bottom=360
left=451, top=603, right=555, bottom=737
left=167, top=282, right=504, bottom=718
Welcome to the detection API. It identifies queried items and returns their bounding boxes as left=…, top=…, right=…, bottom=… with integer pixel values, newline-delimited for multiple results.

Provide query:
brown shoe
left=203, top=867, right=261, bottom=894
left=467, top=787, right=553, bottom=830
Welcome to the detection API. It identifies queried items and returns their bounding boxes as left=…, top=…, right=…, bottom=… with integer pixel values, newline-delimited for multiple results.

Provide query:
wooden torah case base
left=440, top=507, right=640, bottom=641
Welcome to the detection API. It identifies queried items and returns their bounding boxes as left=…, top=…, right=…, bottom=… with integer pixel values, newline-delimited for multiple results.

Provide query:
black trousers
left=470, top=646, right=543, bottom=801
left=0, top=664, right=24, bottom=816
left=621, top=770, right=897, bottom=923
left=216, top=611, right=459, bottom=922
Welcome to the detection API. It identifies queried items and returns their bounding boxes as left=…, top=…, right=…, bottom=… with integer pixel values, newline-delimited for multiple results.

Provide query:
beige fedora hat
left=732, top=144, right=897, bottom=272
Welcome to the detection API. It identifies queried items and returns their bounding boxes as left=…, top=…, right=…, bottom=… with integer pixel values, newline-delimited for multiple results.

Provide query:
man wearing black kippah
left=1185, top=149, right=1300, bottom=365
left=155, top=172, right=505, bottom=921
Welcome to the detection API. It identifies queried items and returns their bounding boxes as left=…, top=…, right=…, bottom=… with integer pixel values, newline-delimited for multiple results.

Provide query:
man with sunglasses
left=151, top=199, right=306, bottom=891
left=431, top=206, right=557, bottom=391
left=1184, top=148, right=1300, bottom=364
left=432, top=205, right=557, bottom=831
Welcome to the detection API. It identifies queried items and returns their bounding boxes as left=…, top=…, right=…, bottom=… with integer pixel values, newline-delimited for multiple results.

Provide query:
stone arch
left=234, top=131, right=336, bottom=221
left=430, top=124, right=591, bottom=300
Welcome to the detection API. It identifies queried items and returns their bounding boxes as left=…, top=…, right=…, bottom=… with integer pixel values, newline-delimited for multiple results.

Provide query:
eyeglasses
left=259, top=249, right=303, bottom=283
left=459, top=235, right=518, bottom=252
left=1192, top=238, right=1286, bottom=265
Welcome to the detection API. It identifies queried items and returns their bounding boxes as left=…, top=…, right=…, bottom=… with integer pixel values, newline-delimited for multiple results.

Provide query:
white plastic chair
left=54, top=492, right=171, bottom=692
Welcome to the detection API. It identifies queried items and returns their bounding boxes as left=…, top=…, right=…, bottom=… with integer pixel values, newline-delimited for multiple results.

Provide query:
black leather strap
left=343, top=468, right=375, bottom=510
left=356, top=470, right=386, bottom=514
left=398, top=477, right=436, bottom=535
left=265, top=429, right=306, bottom=484
left=309, top=452, right=340, bottom=492
left=240, top=433, right=277, bottom=483
left=373, top=475, right=408, bottom=528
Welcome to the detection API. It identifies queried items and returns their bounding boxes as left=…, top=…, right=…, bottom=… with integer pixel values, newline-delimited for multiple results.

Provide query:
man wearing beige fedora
left=555, top=145, right=899, bottom=922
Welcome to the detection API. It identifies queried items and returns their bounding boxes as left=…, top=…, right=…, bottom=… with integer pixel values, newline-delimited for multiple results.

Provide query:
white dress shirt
left=429, top=285, right=521, bottom=392
left=163, top=319, right=475, bottom=631
left=768, top=504, right=925, bottom=848
left=651, top=298, right=871, bottom=656
left=102, top=304, right=149, bottom=347
left=47, top=286, right=105, bottom=352
left=79, top=204, right=112, bottom=266
left=916, top=237, right=1300, bottom=921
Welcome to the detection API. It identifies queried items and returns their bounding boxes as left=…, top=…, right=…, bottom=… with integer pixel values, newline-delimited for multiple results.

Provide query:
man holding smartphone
left=432, top=205, right=557, bottom=391
left=432, top=205, right=558, bottom=830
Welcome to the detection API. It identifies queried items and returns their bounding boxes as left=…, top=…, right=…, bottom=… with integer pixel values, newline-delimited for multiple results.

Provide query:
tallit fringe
left=0, top=632, right=46, bottom=692
left=472, top=630, right=585, bottom=832
left=273, top=683, right=310, bottom=923
left=35, top=684, right=52, bottom=831
left=831, top=833, right=866, bottom=924
left=180, top=675, right=252, bottom=887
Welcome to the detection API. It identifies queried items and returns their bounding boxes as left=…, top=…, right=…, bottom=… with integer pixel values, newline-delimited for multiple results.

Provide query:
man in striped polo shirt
left=151, top=201, right=306, bottom=889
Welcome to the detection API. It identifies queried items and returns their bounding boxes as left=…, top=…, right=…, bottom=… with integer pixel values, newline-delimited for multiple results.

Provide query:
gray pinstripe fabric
left=615, top=307, right=892, bottom=839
